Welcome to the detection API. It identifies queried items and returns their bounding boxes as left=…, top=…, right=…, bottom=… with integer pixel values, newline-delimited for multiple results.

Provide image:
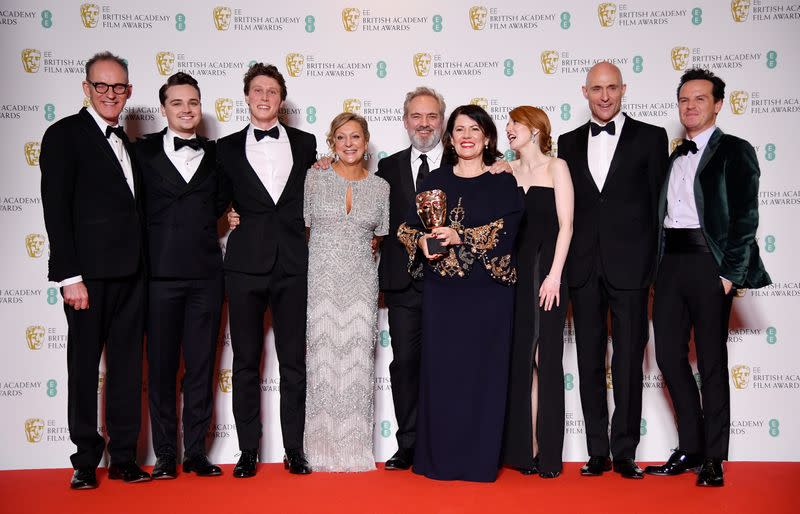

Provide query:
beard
left=408, top=126, right=441, bottom=152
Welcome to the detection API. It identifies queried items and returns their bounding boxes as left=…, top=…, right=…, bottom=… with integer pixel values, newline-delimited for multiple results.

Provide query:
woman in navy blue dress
left=398, top=105, right=523, bottom=482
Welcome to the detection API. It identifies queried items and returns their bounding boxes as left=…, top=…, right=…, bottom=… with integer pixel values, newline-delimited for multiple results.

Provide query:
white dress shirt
left=62, top=108, right=135, bottom=287
left=163, top=128, right=204, bottom=183
left=587, top=111, right=625, bottom=191
left=664, top=125, right=716, bottom=229
left=245, top=122, right=293, bottom=203
left=410, top=141, right=444, bottom=189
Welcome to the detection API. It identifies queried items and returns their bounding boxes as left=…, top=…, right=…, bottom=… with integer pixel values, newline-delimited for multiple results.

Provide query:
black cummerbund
left=664, top=228, right=711, bottom=254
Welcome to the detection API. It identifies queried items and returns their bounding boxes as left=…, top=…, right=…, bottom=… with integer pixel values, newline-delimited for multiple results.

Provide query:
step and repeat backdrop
left=1, top=1, right=798, bottom=469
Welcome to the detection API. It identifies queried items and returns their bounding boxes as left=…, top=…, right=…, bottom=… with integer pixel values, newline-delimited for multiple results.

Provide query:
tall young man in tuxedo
left=644, top=68, right=770, bottom=486
left=135, top=72, right=227, bottom=479
left=377, top=87, right=445, bottom=470
left=40, top=51, right=150, bottom=489
left=217, top=63, right=317, bottom=477
left=557, top=62, right=668, bottom=479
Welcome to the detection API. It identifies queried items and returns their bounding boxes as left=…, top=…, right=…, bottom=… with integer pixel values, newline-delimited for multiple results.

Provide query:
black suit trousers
left=383, top=282, right=423, bottom=450
left=653, top=253, right=733, bottom=460
left=147, top=274, right=223, bottom=458
left=65, top=273, right=145, bottom=469
left=570, top=257, right=648, bottom=460
left=226, top=267, right=307, bottom=451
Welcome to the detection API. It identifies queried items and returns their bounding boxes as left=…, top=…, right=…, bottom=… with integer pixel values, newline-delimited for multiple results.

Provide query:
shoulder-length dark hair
left=442, top=104, right=502, bottom=166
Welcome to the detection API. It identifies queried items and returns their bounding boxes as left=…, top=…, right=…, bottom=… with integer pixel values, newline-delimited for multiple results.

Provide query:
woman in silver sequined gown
left=302, top=113, right=389, bottom=471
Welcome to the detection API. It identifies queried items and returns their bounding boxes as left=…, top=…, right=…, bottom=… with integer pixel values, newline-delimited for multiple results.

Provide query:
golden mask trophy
left=415, top=189, right=448, bottom=255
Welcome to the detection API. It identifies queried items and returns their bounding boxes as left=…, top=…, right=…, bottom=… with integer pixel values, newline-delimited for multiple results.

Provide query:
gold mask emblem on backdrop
left=731, top=364, right=751, bottom=389
left=80, top=3, right=100, bottom=28
left=413, top=53, right=432, bottom=77
left=341, top=8, right=361, bottom=32
left=285, top=53, right=305, bottom=78
left=469, top=6, right=488, bottom=30
left=213, top=6, right=232, bottom=30
left=215, top=98, right=233, bottom=122
left=24, top=142, right=41, bottom=166
left=21, top=49, right=42, bottom=73
left=218, top=369, right=232, bottom=393
left=597, top=3, right=617, bottom=27
left=470, top=97, right=489, bottom=110
left=25, top=233, right=46, bottom=258
left=731, top=0, right=751, bottom=22
left=156, top=51, right=175, bottom=76
left=25, top=418, right=45, bottom=443
left=729, top=90, right=749, bottom=115
left=670, top=46, right=690, bottom=71
left=343, top=98, right=362, bottom=114
left=26, top=325, right=45, bottom=350
left=540, top=50, right=559, bottom=75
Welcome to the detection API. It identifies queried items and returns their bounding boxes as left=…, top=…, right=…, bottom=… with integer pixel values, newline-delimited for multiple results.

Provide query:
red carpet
left=0, top=462, right=794, bottom=514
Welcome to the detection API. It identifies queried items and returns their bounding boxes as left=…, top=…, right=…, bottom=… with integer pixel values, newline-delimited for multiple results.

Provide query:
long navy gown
left=398, top=165, right=523, bottom=482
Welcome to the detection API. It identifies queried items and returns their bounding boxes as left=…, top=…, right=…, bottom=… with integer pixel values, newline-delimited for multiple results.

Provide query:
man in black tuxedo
left=644, top=68, right=770, bottom=487
left=217, top=63, right=317, bottom=477
left=557, top=62, right=668, bottom=479
left=134, top=72, right=227, bottom=479
left=377, top=87, right=446, bottom=470
left=40, top=51, right=150, bottom=489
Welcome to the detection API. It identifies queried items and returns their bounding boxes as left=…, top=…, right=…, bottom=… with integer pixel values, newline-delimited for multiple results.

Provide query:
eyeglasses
left=87, top=81, right=129, bottom=94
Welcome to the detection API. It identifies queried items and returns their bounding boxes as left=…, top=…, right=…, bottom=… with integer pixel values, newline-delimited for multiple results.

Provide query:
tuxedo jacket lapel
left=278, top=124, right=308, bottom=206
left=574, top=122, right=597, bottom=194
left=185, top=144, right=214, bottom=192
left=604, top=114, right=635, bottom=190
left=232, top=126, right=274, bottom=206
left=398, top=147, right=415, bottom=199
left=143, top=129, right=187, bottom=193
left=79, top=108, right=126, bottom=178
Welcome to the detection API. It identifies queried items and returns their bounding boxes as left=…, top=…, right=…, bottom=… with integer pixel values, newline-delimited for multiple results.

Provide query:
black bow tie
left=590, top=121, right=615, bottom=137
left=254, top=126, right=279, bottom=141
left=174, top=137, right=203, bottom=151
left=674, top=139, right=698, bottom=157
left=105, top=125, right=127, bottom=140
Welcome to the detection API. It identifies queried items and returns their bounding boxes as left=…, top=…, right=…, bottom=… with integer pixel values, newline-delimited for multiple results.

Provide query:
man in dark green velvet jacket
left=644, top=68, right=771, bottom=487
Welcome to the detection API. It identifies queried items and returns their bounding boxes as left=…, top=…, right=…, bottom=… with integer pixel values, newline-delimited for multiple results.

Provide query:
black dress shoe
left=283, top=449, right=312, bottom=475
left=233, top=449, right=258, bottom=478
left=580, top=456, right=612, bottom=476
left=151, top=456, right=177, bottom=480
left=613, top=458, right=644, bottom=479
left=107, top=461, right=151, bottom=483
left=644, top=450, right=703, bottom=476
left=538, top=470, right=561, bottom=479
left=70, top=468, right=97, bottom=489
left=183, top=454, right=222, bottom=477
left=696, top=458, right=724, bottom=487
left=385, top=448, right=414, bottom=471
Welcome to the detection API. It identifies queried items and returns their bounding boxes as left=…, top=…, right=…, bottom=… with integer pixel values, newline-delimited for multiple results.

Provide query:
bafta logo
left=598, top=3, right=617, bottom=27
left=729, top=90, right=749, bottom=115
left=80, top=3, right=100, bottom=28
left=25, top=418, right=45, bottom=443
left=156, top=51, right=176, bottom=76
left=214, top=98, right=233, bottom=122
left=24, top=142, right=41, bottom=166
left=21, top=48, right=42, bottom=73
left=469, top=6, right=488, bottom=30
left=605, top=367, right=613, bottom=389
left=25, top=325, right=45, bottom=350
left=731, top=364, right=751, bottom=389
left=670, top=46, right=691, bottom=71
left=670, top=137, right=683, bottom=154
left=413, top=53, right=432, bottom=77
left=213, top=6, right=232, bottom=31
left=343, top=98, right=362, bottom=114
left=731, top=0, right=751, bottom=22
left=540, top=50, right=559, bottom=75
left=25, top=233, right=46, bottom=258
left=218, top=369, right=232, bottom=393
left=470, top=97, right=489, bottom=110
left=285, top=53, right=305, bottom=78
left=83, top=97, right=91, bottom=108
left=341, top=8, right=361, bottom=32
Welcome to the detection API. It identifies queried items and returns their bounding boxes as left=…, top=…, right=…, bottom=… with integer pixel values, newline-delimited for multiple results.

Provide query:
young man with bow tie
left=40, top=51, right=149, bottom=489
left=216, top=63, right=317, bottom=477
left=134, top=72, right=228, bottom=480
left=644, top=68, right=770, bottom=487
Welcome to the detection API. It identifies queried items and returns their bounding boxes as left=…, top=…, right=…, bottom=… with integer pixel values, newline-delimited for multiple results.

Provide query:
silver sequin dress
left=302, top=166, right=389, bottom=472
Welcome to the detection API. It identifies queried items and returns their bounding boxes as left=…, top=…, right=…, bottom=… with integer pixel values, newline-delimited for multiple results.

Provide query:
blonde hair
left=326, top=112, right=370, bottom=151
